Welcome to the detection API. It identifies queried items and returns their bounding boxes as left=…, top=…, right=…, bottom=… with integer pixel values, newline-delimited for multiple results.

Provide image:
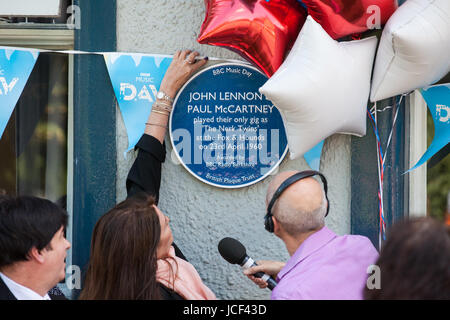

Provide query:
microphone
left=218, top=237, right=277, bottom=290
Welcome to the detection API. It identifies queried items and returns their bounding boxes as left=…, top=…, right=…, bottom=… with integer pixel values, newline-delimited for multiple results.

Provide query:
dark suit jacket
left=0, top=277, right=67, bottom=300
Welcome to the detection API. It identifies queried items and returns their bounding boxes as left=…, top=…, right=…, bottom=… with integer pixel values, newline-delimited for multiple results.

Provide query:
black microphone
left=218, top=237, right=277, bottom=290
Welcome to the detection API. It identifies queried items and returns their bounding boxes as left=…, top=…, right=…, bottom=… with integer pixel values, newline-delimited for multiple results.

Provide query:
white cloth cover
left=370, top=0, right=450, bottom=102
left=260, top=16, right=378, bottom=159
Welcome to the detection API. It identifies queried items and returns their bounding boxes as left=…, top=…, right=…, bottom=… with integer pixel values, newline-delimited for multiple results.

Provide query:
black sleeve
left=125, top=134, right=188, bottom=261
left=126, top=134, right=166, bottom=203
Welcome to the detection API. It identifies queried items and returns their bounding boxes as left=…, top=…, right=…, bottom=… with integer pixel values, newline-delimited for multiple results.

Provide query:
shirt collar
left=0, top=272, right=51, bottom=300
left=277, top=226, right=337, bottom=281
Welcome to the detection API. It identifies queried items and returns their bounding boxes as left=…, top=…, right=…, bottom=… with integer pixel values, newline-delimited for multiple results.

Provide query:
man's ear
left=28, top=247, right=45, bottom=264
left=272, top=215, right=281, bottom=235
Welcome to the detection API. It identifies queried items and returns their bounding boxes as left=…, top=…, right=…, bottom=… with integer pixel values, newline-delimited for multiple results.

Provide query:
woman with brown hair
left=79, top=193, right=216, bottom=299
left=364, top=217, right=450, bottom=300
left=79, top=50, right=216, bottom=300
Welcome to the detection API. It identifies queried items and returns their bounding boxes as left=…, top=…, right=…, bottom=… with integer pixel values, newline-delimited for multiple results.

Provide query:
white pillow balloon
left=260, top=16, right=378, bottom=160
left=370, top=0, right=450, bottom=102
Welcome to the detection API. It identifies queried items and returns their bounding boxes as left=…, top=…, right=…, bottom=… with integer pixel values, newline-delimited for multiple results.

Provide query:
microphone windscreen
left=218, top=237, right=247, bottom=265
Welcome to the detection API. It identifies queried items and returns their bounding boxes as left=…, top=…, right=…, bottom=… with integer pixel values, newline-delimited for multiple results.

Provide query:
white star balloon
left=260, top=16, right=378, bottom=159
left=370, top=0, right=450, bottom=102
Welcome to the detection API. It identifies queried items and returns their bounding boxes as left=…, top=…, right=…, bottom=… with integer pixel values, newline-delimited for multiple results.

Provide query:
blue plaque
left=169, top=63, right=288, bottom=188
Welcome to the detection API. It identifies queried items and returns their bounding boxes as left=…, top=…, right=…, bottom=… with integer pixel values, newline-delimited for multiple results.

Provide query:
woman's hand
left=145, top=50, right=207, bottom=143
left=159, top=50, right=208, bottom=99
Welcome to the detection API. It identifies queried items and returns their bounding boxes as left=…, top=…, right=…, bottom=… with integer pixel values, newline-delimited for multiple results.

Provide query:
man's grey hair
left=273, top=184, right=327, bottom=236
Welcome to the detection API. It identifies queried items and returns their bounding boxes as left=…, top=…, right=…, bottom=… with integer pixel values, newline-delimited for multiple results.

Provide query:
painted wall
left=116, top=0, right=351, bottom=300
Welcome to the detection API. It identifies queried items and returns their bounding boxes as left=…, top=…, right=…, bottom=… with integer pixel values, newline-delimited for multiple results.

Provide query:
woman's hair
left=79, top=193, right=172, bottom=300
left=364, top=217, right=450, bottom=300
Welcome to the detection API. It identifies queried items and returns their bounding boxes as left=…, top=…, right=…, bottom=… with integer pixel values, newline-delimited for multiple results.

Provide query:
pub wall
left=116, top=0, right=351, bottom=300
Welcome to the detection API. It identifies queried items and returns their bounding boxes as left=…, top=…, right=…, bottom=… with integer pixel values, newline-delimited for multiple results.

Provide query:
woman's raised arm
left=126, top=50, right=207, bottom=202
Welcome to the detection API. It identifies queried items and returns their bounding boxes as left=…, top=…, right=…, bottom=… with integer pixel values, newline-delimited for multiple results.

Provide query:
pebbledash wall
left=115, top=0, right=351, bottom=300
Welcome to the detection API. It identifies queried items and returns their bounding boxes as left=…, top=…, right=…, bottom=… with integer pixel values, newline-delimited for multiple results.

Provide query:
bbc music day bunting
left=1, top=47, right=449, bottom=173
left=103, top=53, right=173, bottom=151
left=408, top=83, right=450, bottom=172
left=103, top=52, right=324, bottom=169
left=0, top=47, right=324, bottom=170
left=102, top=52, right=323, bottom=170
left=303, top=140, right=323, bottom=171
left=0, top=47, right=39, bottom=139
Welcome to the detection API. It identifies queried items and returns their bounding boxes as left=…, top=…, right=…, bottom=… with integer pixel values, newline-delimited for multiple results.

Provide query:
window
left=426, top=73, right=450, bottom=223
left=408, top=72, right=450, bottom=224
left=0, top=0, right=74, bottom=202
left=0, top=10, right=75, bottom=295
left=0, top=53, right=68, bottom=207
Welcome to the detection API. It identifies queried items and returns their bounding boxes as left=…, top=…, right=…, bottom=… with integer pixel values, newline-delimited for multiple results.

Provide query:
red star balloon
left=302, top=0, right=398, bottom=39
left=197, top=0, right=307, bottom=77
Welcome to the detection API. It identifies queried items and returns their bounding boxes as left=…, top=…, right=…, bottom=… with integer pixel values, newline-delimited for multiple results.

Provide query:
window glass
left=426, top=73, right=450, bottom=224
left=427, top=112, right=450, bottom=223
left=0, top=53, right=68, bottom=207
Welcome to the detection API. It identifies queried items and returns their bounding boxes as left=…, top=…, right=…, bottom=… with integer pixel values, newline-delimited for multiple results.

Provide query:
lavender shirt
left=271, top=226, right=379, bottom=300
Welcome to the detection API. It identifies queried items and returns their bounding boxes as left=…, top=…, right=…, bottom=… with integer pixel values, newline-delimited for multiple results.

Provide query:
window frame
left=0, top=27, right=75, bottom=287
left=407, top=91, right=427, bottom=218
left=0, top=28, right=73, bottom=49
left=0, top=0, right=117, bottom=298
left=71, top=0, right=117, bottom=298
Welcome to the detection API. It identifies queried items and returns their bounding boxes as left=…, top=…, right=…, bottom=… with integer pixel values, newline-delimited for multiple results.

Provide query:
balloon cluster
left=301, top=0, right=397, bottom=39
left=197, top=0, right=308, bottom=77
left=198, top=0, right=450, bottom=160
left=197, top=0, right=449, bottom=247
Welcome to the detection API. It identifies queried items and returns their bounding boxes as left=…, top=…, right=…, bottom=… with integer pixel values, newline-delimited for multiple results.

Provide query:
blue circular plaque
left=169, top=63, right=288, bottom=188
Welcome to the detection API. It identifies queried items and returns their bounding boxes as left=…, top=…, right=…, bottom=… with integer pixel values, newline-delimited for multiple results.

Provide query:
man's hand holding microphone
left=243, top=260, right=286, bottom=289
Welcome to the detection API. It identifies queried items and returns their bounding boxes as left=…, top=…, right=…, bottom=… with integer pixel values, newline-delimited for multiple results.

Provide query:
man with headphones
left=244, top=170, right=379, bottom=300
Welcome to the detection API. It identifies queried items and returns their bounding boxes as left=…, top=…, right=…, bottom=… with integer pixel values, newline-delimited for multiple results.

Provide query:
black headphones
left=264, top=170, right=330, bottom=233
